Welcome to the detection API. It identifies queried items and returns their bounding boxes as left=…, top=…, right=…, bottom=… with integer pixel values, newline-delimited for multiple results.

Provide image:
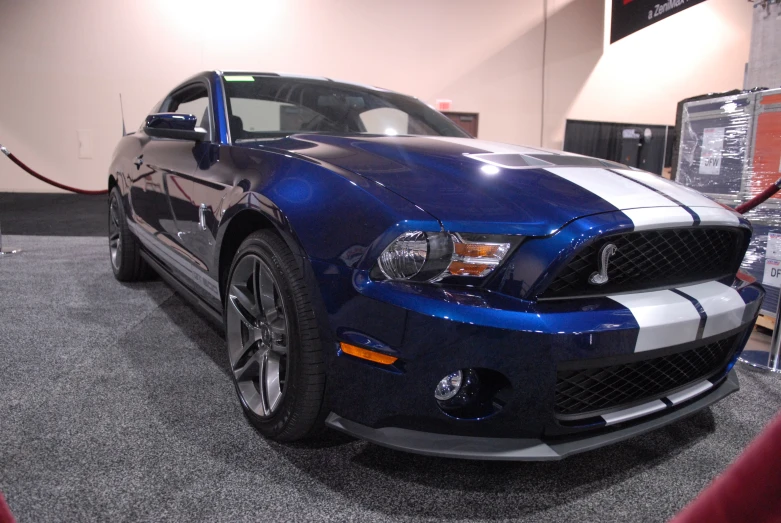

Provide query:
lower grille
left=555, top=333, right=740, bottom=417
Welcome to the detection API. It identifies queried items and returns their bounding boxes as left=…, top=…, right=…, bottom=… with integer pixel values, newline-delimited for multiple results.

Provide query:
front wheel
left=224, top=230, right=325, bottom=441
left=108, top=187, right=150, bottom=282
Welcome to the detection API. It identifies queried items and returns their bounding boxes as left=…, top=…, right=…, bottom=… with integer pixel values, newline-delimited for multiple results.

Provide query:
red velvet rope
left=735, top=178, right=781, bottom=214
left=1, top=145, right=108, bottom=195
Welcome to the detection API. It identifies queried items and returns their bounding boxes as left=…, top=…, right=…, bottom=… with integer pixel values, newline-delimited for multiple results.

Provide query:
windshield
left=222, top=75, right=469, bottom=142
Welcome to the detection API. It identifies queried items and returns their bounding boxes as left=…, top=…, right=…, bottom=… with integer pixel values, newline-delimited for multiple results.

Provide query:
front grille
left=539, top=227, right=745, bottom=299
left=555, top=333, right=740, bottom=417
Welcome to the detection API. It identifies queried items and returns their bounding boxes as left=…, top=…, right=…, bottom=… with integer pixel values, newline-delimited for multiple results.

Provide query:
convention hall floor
left=1, top=196, right=780, bottom=522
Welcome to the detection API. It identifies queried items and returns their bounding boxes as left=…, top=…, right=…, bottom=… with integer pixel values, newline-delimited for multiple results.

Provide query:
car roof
left=213, top=70, right=393, bottom=93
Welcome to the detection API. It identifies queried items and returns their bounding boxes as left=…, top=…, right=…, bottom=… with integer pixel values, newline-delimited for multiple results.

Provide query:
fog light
left=435, top=368, right=510, bottom=420
left=434, top=370, right=463, bottom=401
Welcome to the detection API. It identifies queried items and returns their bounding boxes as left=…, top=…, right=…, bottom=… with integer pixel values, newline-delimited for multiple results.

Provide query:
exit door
left=443, top=112, right=479, bottom=137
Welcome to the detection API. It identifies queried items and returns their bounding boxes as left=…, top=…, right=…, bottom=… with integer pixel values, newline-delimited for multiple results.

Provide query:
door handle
left=133, top=155, right=144, bottom=169
left=198, top=204, right=208, bottom=231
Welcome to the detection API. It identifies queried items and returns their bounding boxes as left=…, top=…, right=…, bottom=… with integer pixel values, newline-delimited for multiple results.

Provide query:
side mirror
left=144, top=113, right=207, bottom=141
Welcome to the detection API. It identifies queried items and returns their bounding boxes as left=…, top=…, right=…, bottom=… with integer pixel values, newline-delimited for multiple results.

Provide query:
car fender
left=213, top=146, right=440, bottom=269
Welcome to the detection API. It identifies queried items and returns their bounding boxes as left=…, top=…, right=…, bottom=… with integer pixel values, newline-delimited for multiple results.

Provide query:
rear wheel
left=109, top=187, right=150, bottom=282
left=224, top=230, right=325, bottom=441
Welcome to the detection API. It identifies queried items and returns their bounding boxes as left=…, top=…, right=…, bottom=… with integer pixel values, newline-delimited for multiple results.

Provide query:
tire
left=224, top=230, right=325, bottom=441
left=108, top=187, right=150, bottom=282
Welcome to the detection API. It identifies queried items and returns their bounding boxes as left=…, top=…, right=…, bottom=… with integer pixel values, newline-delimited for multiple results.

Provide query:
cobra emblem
left=588, top=243, right=617, bottom=285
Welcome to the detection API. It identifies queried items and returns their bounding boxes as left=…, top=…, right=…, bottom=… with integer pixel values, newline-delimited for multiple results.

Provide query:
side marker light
left=340, top=342, right=398, bottom=365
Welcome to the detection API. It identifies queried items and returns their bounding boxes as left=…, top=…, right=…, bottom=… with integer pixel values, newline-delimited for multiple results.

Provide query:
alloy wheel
left=226, top=254, right=290, bottom=418
left=109, top=196, right=121, bottom=270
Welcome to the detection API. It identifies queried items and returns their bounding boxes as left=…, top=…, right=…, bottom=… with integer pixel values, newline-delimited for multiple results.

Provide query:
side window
left=230, top=98, right=321, bottom=135
left=232, top=99, right=290, bottom=131
left=167, top=84, right=212, bottom=140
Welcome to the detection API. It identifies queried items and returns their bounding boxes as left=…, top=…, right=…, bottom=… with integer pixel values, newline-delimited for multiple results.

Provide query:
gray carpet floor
left=2, top=235, right=781, bottom=523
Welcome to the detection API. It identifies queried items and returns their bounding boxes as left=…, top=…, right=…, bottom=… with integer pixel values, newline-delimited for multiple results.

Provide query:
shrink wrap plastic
left=677, top=89, right=781, bottom=316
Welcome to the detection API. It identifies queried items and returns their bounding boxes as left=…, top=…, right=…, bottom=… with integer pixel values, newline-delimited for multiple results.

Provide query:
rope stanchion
left=0, top=145, right=22, bottom=256
left=0, top=220, right=22, bottom=257
left=1, top=144, right=108, bottom=195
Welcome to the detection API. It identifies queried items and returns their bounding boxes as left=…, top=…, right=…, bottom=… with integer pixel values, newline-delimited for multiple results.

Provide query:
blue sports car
left=108, top=71, right=763, bottom=460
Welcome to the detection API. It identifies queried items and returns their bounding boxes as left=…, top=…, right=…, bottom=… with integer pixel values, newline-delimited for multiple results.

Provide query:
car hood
left=238, top=134, right=740, bottom=236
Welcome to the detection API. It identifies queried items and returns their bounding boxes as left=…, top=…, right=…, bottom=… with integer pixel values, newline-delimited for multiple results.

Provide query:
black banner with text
left=611, top=0, right=708, bottom=43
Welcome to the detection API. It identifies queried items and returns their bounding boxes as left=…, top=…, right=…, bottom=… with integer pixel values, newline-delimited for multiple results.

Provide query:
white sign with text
left=699, top=127, right=725, bottom=175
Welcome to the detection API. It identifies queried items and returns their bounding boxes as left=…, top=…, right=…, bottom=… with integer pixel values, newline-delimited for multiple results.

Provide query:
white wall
left=0, top=0, right=753, bottom=192
left=558, top=0, right=753, bottom=147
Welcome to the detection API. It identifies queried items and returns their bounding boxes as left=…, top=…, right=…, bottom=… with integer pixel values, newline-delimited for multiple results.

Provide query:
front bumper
left=325, top=370, right=739, bottom=460
left=312, top=257, right=763, bottom=453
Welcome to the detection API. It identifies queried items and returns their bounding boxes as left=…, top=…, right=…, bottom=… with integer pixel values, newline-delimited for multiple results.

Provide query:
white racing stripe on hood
left=542, top=167, right=681, bottom=210
left=690, top=207, right=741, bottom=227
left=611, top=168, right=720, bottom=208
left=622, top=207, right=695, bottom=231
left=544, top=167, right=742, bottom=229
left=426, top=140, right=742, bottom=228
left=611, top=168, right=741, bottom=226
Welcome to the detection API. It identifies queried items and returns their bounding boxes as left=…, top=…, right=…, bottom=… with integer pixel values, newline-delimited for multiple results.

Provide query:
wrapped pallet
left=670, top=90, right=741, bottom=181
left=675, top=92, right=757, bottom=204
left=677, top=88, right=781, bottom=320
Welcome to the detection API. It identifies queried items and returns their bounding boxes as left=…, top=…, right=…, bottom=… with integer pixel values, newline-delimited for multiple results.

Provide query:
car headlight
left=376, top=231, right=515, bottom=282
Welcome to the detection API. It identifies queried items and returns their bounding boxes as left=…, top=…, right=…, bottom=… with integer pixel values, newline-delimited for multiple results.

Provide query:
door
left=161, top=83, right=228, bottom=307
left=620, top=128, right=641, bottom=168
left=443, top=112, right=479, bottom=137
left=128, top=82, right=211, bottom=283
left=175, top=142, right=228, bottom=308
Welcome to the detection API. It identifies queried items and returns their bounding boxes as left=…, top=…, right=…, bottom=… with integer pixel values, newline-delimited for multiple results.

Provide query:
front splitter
left=325, top=370, right=739, bottom=461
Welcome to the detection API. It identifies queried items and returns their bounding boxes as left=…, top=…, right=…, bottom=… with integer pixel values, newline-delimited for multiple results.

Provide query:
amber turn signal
left=454, top=243, right=503, bottom=258
left=447, top=261, right=494, bottom=276
left=340, top=342, right=398, bottom=365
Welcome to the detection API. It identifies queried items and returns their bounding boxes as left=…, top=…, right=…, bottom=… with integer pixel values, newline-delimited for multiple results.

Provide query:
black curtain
left=563, top=119, right=675, bottom=175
